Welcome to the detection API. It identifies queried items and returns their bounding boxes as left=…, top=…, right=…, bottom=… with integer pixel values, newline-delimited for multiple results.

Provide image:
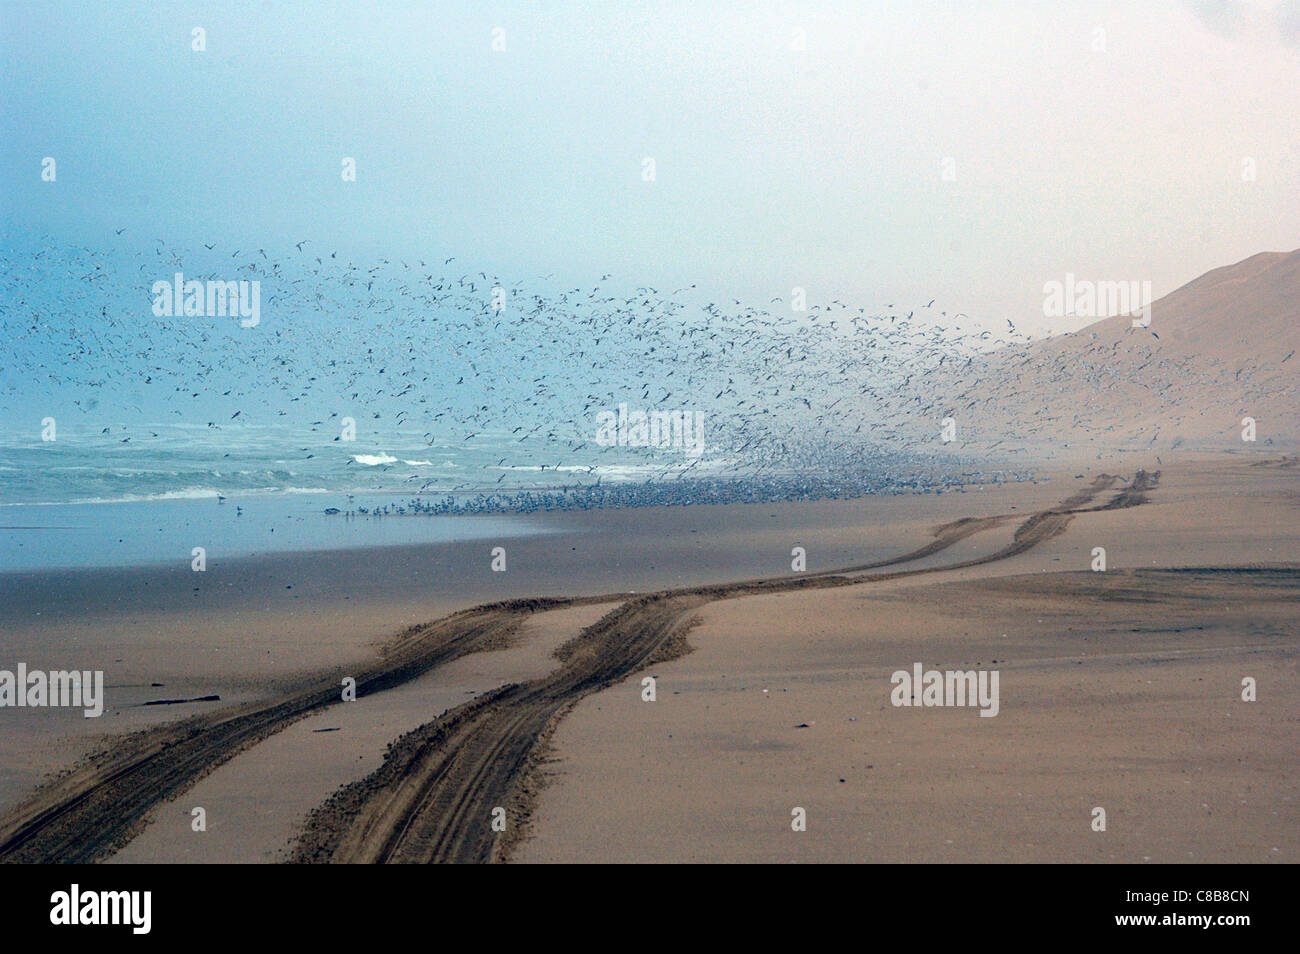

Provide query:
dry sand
left=515, top=456, right=1298, bottom=863
left=108, top=603, right=603, bottom=863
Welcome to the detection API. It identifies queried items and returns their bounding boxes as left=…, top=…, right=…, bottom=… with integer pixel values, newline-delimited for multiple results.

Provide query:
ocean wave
left=0, top=486, right=333, bottom=506
left=68, top=487, right=225, bottom=503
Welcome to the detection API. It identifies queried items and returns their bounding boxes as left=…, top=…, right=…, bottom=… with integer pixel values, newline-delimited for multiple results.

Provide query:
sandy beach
left=0, top=468, right=1058, bottom=815
left=1, top=453, right=1294, bottom=863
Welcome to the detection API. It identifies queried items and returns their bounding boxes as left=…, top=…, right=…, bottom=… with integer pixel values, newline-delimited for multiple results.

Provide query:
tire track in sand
left=0, top=471, right=1153, bottom=863
left=0, top=605, right=539, bottom=863
left=291, top=471, right=1155, bottom=863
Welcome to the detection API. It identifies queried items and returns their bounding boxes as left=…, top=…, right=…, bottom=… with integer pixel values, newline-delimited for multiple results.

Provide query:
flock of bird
left=2, top=233, right=1281, bottom=510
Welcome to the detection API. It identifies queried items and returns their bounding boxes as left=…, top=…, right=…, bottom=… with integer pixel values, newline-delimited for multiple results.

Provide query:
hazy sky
left=3, top=0, right=1298, bottom=333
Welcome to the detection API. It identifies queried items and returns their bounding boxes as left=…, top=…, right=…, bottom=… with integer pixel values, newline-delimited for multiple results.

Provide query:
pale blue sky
left=3, top=0, right=1298, bottom=332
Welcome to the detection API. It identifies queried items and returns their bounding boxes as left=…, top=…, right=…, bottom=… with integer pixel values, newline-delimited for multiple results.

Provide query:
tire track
left=1, top=471, right=1153, bottom=863
left=291, top=471, right=1155, bottom=863
left=0, top=606, right=529, bottom=863
left=297, top=595, right=705, bottom=864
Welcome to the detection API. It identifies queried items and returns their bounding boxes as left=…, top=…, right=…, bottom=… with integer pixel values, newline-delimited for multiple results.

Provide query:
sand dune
left=927, top=249, right=1300, bottom=456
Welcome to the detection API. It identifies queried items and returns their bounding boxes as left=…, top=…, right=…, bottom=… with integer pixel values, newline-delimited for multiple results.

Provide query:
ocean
left=0, top=424, right=726, bottom=572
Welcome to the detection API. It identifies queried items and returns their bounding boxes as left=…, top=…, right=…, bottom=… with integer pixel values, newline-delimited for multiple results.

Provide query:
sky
left=2, top=0, right=1299, bottom=334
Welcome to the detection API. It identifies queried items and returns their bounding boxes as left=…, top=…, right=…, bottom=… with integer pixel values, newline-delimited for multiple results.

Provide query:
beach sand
left=2, top=454, right=1296, bottom=862
left=0, top=467, right=1065, bottom=813
left=514, top=455, right=1298, bottom=863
